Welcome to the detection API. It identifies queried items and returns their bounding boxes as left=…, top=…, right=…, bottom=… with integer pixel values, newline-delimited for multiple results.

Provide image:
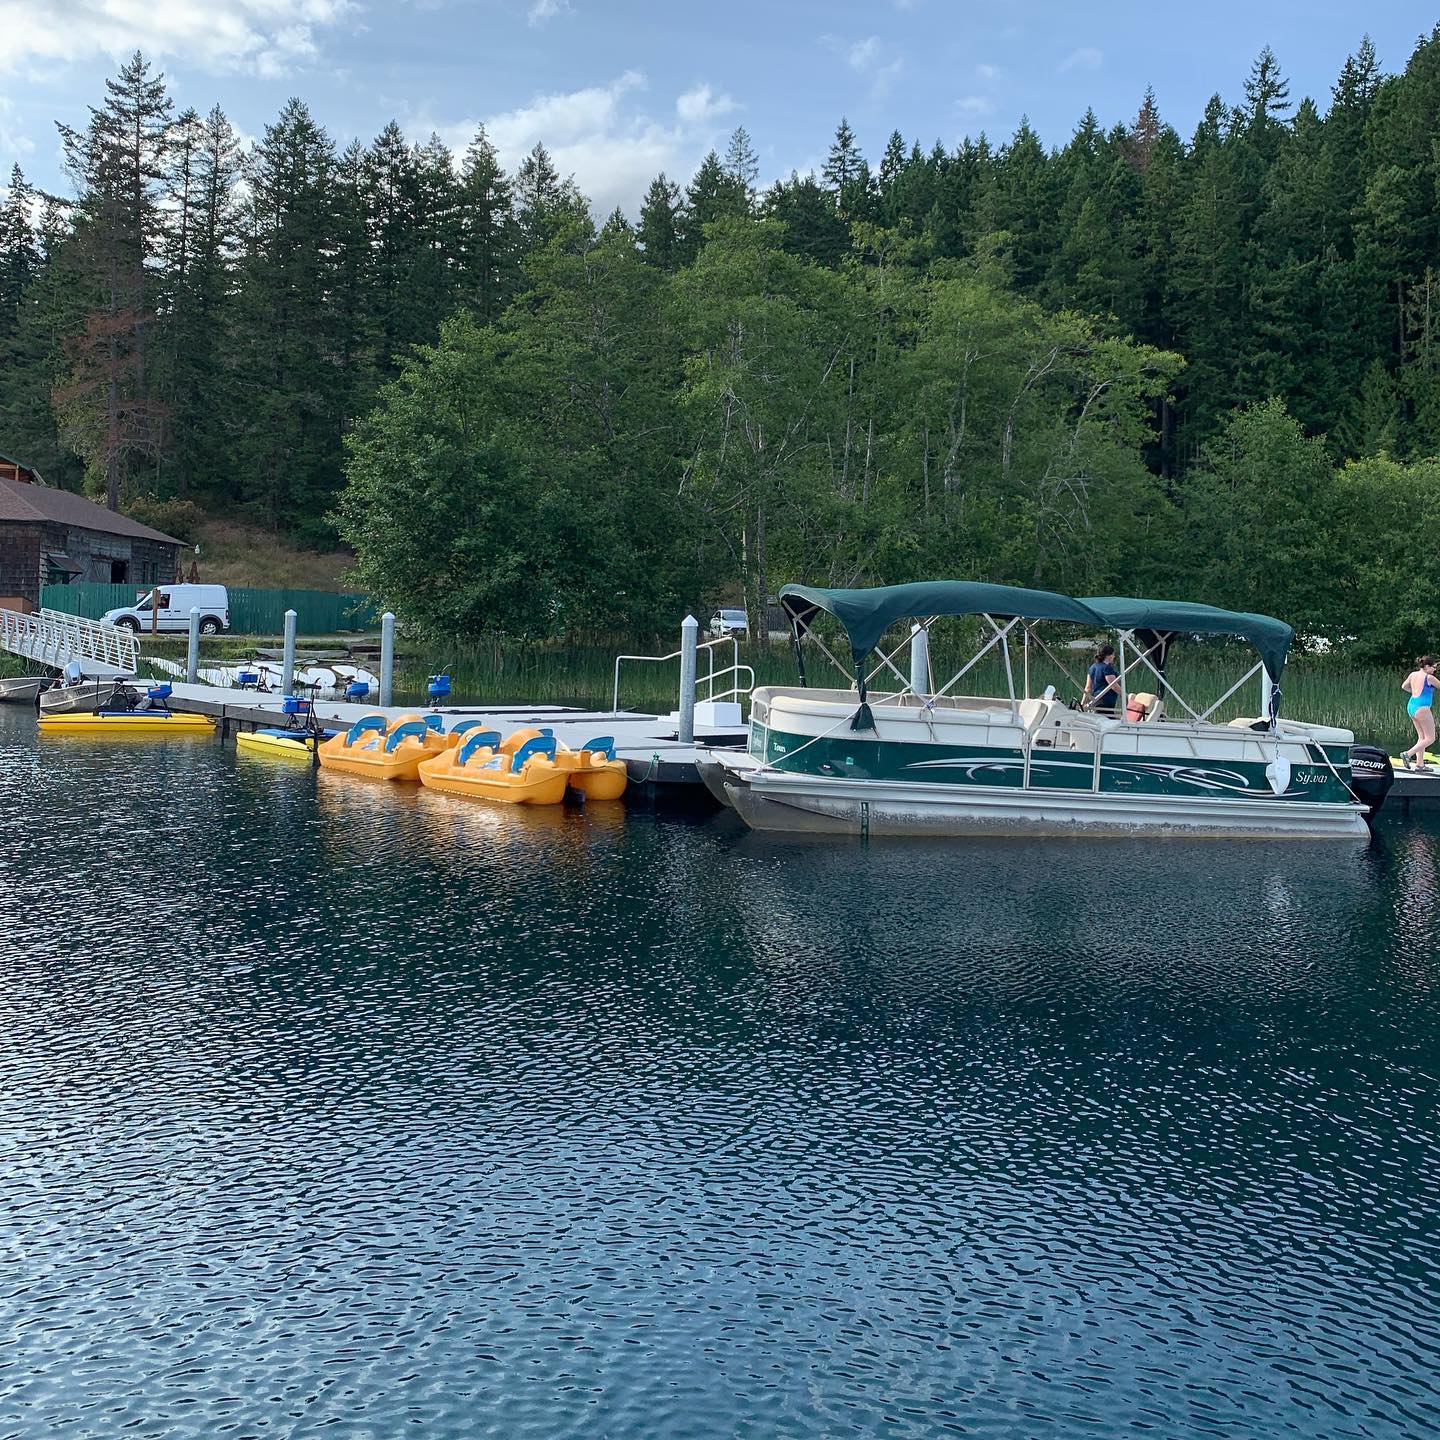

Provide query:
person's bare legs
left=1420, top=709, right=1437, bottom=769
left=1404, top=709, right=1428, bottom=766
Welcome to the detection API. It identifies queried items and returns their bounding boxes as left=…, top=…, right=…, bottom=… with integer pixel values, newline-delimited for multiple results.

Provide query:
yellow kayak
left=237, top=727, right=319, bottom=760
left=317, top=713, right=447, bottom=781
left=38, top=710, right=214, bottom=735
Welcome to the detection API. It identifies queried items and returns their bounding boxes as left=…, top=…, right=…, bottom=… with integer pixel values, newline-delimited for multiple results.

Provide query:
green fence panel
left=40, top=583, right=380, bottom=635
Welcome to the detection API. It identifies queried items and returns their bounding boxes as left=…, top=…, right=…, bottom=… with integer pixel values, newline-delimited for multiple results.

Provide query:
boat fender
left=343, top=714, right=389, bottom=747
left=1265, top=751, right=1292, bottom=795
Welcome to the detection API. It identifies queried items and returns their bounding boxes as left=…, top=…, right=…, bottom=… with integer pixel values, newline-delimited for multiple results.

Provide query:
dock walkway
left=162, top=682, right=744, bottom=800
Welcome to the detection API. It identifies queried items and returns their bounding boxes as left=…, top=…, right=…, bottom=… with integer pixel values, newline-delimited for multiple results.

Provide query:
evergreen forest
left=5, top=34, right=1440, bottom=656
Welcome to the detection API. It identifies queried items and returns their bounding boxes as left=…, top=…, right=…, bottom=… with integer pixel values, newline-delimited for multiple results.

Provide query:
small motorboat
left=500, top=726, right=628, bottom=800
left=38, top=676, right=137, bottom=715
left=418, top=730, right=569, bottom=805
left=316, top=712, right=446, bottom=781
left=0, top=675, right=48, bottom=704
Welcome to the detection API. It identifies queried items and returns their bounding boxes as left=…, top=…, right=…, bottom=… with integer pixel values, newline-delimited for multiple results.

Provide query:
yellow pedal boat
left=418, top=730, right=569, bottom=805
left=38, top=709, right=214, bottom=736
left=317, top=713, right=446, bottom=781
left=502, top=727, right=628, bottom=801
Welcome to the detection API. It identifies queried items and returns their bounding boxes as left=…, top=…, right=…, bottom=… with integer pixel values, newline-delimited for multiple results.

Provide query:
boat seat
left=344, top=714, right=389, bottom=747
left=581, top=736, right=616, bottom=759
left=456, top=729, right=502, bottom=765
left=511, top=734, right=557, bottom=772
left=384, top=718, right=434, bottom=751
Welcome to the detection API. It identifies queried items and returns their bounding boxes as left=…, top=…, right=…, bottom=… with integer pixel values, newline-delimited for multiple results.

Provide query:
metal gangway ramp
left=0, top=607, right=138, bottom=676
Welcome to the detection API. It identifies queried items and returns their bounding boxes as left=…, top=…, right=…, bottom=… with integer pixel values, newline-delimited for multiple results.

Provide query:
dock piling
left=678, top=615, right=698, bottom=744
left=379, top=612, right=395, bottom=707
left=282, top=609, right=298, bottom=698
left=186, top=608, right=201, bottom=684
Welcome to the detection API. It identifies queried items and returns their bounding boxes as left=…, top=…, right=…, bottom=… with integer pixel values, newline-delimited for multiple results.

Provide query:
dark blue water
left=2, top=705, right=1438, bottom=1439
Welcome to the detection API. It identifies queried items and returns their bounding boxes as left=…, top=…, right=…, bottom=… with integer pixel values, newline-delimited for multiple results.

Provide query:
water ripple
left=0, top=709, right=1437, bottom=1438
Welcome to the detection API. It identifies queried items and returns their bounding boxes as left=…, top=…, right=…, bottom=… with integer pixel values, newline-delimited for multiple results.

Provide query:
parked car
left=103, top=583, right=230, bottom=635
left=709, top=607, right=749, bottom=638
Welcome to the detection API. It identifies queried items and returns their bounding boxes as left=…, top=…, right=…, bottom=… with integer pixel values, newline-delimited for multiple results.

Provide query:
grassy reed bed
left=393, top=639, right=1415, bottom=753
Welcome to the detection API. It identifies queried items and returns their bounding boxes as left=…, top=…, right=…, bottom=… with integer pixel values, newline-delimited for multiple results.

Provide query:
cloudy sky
left=0, top=0, right=1435, bottom=215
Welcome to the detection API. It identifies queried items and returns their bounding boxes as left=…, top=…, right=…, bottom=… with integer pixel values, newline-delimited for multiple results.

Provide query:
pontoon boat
left=701, top=582, right=1393, bottom=839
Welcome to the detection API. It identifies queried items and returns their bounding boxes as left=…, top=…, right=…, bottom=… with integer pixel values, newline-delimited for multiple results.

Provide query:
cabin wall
left=0, top=522, right=42, bottom=611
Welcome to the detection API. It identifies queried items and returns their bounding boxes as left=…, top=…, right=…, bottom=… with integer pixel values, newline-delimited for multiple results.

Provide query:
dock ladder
left=0, top=607, right=139, bottom=676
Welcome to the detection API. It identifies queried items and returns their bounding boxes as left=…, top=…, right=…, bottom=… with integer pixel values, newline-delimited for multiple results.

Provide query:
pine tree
left=0, top=165, right=38, bottom=343
left=162, top=105, right=241, bottom=498
left=723, top=126, right=760, bottom=207
left=1123, top=88, right=1162, bottom=174
left=822, top=117, right=862, bottom=196
left=678, top=150, right=745, bottom=261
left=233, top=98, right=346, bottom=528
left=878, top=130, right=906, bottom=191
left=637, top=173, right=683, bottom=269
left=1243, top=45, right=1292, bottom=160
left=761, top=172, right=848, bottom=267
left=55, top=50, right=174, bottom=507
left=456, top=127, right=518, bottom=321
left=515, top=141, right=560, bottom=250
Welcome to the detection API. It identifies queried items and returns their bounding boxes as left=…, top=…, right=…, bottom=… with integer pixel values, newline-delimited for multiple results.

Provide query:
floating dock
left=162, top=682, right=745, bottom=804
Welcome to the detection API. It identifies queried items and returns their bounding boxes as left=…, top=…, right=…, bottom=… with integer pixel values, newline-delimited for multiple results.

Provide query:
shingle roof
left=0, top=476, right=186, bottom=545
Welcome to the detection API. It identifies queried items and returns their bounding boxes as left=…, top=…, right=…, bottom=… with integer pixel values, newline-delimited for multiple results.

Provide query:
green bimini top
left=1081, top=596, right=1294, bottom=682
left=780, top=581, right=1105, bottom=663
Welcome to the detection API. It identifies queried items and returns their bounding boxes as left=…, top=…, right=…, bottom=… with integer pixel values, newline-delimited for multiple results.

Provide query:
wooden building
left=0, top=456, right=185, bottom=612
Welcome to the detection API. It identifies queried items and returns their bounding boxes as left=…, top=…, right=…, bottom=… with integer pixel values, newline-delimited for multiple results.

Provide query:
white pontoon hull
left=711, top=751, right=1368, bottom=839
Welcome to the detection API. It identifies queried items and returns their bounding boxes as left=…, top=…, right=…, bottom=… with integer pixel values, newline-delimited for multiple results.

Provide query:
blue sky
left=2, top=1, right=1436, bottom=215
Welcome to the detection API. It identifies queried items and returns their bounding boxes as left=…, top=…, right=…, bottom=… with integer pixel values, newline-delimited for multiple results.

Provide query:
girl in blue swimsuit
left=1401, top=655, right=1437, bottom=770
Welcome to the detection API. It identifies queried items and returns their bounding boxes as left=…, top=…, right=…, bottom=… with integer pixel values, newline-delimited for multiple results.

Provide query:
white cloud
left=1057, top=46, right=1103, bottom=73
left=955, top=95, right=994, bottom=118
left=0, top=0, right=352, bottom=77
left=527, top=0, right=568, bottom=23
left=418, top=71, right=741, bottom=219
left=846, top=35, right=882, bottom=70
left=675, top=83, right=736, bottom=127
left=0, top=96, right=35, bottom=159
left=823, top=32, right=905, bottom=104
left=974, top=62, right=1001, bottom=83
left=871, top=58, right=904, bottom=103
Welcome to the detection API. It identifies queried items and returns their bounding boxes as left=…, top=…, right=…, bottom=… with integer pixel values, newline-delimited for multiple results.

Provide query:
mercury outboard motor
left=1349, top=746, right=1394, bottom=823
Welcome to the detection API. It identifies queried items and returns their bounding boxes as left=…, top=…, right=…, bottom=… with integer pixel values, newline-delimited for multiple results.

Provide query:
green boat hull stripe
left=752, top=727, right=1353, bottom=804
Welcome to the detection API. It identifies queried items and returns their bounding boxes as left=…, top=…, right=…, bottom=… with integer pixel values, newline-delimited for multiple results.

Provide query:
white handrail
left=612, top=633, right=754, bottom=715
left=0, top=606, right=138, bottom=675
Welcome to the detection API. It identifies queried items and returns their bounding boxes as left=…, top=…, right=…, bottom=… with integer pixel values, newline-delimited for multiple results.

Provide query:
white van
left=103, top=584, right=230, bottom=635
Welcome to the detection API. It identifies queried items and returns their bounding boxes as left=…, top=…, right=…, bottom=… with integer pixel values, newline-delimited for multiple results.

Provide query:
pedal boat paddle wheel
left=699, top=581, right=1393, bottom=839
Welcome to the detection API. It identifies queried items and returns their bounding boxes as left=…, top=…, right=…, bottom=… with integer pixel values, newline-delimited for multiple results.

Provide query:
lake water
left=2, top=704, right=1438, bottom=1439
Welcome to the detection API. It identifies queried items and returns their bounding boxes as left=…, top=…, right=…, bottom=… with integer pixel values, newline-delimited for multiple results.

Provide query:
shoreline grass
left=117, top=632, right=1420, bottom=755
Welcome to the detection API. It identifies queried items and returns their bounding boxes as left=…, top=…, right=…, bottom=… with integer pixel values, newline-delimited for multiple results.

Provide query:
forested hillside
left=4, top=34, right=1440, bottom=652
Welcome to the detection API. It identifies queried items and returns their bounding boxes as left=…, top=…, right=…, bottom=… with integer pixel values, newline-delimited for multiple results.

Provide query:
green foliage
left=10, top=37, right=1440, bottom=659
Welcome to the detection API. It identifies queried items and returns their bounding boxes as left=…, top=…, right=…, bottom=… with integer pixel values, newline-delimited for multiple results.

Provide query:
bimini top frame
left=780, top=580, right=1297, bottom=733
left=779, top=581, right=1106, bottom=730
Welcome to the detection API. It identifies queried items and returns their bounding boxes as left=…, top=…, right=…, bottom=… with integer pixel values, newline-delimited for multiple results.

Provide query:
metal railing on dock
left=612, top=633, right=754, bottom=716
left=0, top=606, right=139, bottom=675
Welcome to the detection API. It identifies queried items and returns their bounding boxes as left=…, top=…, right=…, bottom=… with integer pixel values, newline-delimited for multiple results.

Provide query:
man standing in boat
left=1083, top=643, right=1121, bottom=715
